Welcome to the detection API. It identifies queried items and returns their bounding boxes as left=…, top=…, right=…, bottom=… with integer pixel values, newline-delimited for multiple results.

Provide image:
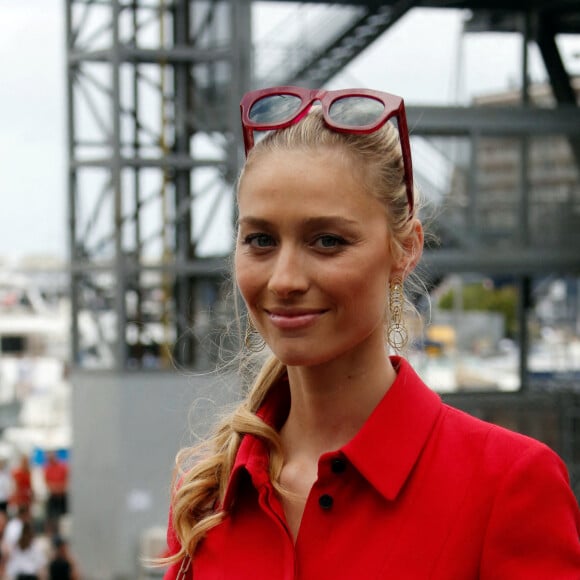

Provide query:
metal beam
left=68, top=45, right=231, bottom=64
left=269, top=1, right=574, bottom=13
left=66, top=0, right=81, bottom=366
left=536, top=14, right=580, bottom=170
left=69, top=156, right=225, bottom=169
left=268, top=0, right=579, bottom=34
left=172, top=0, right=195, bottom=367
left=69, top=257, right=229, bottom=277
left=111, top=0, right=127, bottom=372
left=422, top=247, right=580, bottom=276
left=407, top=105, right=580, bottom=136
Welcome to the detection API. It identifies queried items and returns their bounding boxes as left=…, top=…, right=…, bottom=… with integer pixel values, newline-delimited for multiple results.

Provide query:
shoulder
left=428, top=404, right=580, bottom=576
left=393, top=357, right=569, bottom=484
left=439, top=401, right=557, bottom=461
left=428, top=401, right=575, bottom=496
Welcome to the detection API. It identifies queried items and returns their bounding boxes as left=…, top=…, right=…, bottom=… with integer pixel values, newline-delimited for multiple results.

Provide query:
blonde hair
left=164, top=107, right=421, bottom=565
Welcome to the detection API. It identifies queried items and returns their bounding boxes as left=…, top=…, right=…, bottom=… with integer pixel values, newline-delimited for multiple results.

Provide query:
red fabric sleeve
left=480, top=444, right=580, bottom=579
left=163, top=505, right=189, bottom=580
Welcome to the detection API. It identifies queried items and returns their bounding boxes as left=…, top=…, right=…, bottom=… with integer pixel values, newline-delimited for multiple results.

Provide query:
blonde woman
left=163, top=87, right=580, bottom=579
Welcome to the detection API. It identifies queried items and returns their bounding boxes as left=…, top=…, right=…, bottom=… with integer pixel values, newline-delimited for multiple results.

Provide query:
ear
left=394, top=218, right=424, bottom=281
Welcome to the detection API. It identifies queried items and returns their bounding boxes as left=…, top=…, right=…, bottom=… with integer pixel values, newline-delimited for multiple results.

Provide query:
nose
left=268, top=245, right=309, bottom=298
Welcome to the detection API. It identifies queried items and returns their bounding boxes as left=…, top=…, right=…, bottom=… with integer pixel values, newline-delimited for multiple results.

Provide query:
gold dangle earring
left=387, top=277, right=408, bottom=350
left=244, top=317, right=266, bottom=353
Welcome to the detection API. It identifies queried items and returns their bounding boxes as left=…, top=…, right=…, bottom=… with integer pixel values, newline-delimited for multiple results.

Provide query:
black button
left=319, top=494, right=334, bottom=510
left=331, top=458, right=347, bottom=474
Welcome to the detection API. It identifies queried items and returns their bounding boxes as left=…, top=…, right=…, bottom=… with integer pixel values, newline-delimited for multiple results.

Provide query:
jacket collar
left=342, top=356, right=441, bottom=500
left=223, top=356, right=441, bottom=508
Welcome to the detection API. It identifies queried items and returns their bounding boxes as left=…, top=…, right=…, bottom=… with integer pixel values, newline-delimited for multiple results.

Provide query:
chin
left=270, top=346, right=335, bottom=368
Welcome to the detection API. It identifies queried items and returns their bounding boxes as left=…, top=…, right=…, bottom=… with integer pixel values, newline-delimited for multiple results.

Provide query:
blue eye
left=314, top=235, right=346, bottom=249
left=243, top=233, right=274, bottom=248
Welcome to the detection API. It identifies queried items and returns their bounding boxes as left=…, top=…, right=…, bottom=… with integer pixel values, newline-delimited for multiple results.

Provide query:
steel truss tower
left=66, top=0, right=251, bottom=371
left=66, top=0, right=580, bottom=376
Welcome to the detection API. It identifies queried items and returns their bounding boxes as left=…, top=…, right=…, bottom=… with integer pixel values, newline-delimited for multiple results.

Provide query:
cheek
left=344, top=258, right=390, bottom=311
left=234, top=254, right=257, bottom=304
left=326, top=265, right=388, bottom=312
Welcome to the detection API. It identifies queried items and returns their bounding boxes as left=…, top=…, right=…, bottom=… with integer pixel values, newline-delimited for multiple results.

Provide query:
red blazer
left=165, top=357, right=580, bottom=579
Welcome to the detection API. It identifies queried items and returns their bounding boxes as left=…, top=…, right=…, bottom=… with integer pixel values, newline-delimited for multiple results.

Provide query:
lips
left=265, top=308, right=327, bottom=330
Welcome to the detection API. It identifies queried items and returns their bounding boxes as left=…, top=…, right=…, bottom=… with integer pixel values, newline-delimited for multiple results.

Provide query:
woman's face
left=235, top=147, right=398, bottom=368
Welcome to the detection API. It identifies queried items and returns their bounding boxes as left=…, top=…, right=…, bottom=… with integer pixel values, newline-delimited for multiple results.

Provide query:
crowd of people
left=0, top=451, right=79, bottom=579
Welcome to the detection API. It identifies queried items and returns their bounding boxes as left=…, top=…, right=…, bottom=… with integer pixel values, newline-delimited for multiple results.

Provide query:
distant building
left=460, top=79, right=580, bottom=249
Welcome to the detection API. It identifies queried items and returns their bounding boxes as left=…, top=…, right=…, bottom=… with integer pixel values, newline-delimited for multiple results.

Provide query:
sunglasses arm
left=240, top=105, right=255, bottom=155
left=395, top=111, right=415, bottom=218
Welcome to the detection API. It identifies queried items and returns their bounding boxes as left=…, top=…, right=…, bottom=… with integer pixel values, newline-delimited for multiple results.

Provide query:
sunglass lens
left=329, top=96, right=385, bottom=127
left=249, top=94, right=302, bottom=125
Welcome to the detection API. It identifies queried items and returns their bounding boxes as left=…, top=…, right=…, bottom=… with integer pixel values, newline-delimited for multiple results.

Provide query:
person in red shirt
left=161, top=87, right=580, bottom=579
left=43, top=451, right=69, bottom=535
left=10, top=455, right=33, bottom=511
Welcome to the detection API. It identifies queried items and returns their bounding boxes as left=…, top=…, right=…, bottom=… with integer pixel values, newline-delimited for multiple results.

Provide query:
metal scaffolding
left=65, top=0, right=416, bottom=372
left=66, top=0, right=580, bottom=375
left=66, top=0, right=251, bottom=371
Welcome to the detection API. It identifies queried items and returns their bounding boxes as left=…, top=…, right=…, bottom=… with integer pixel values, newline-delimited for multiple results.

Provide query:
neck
left=280, top=351, right=397, bottom=459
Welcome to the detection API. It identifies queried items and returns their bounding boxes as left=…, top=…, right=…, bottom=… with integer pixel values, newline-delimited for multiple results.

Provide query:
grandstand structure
left=64, top=2, right=580, bottom=577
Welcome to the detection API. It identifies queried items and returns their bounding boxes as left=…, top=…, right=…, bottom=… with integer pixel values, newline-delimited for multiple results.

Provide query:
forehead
left=238, top=148, right=384, bottom=218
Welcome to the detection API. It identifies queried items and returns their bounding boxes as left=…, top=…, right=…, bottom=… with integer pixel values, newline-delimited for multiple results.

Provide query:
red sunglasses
left=240, top=86, right=414, bottom=218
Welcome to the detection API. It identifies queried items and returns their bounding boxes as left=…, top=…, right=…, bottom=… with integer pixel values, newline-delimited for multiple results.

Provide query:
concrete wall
left=70, top=369, right=239, bottom=580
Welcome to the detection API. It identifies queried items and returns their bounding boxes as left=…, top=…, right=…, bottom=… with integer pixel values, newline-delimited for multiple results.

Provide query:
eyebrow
left=238, top=215, right=360, bottom=229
